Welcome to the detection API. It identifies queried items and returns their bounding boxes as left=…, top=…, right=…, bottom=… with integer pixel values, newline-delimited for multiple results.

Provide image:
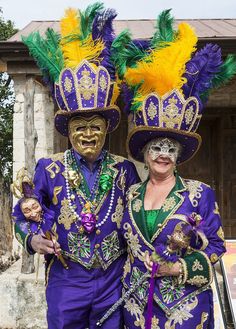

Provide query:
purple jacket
left=121, top=176, right=226, bottom=316
left=14, top=151, right=140, bottom=270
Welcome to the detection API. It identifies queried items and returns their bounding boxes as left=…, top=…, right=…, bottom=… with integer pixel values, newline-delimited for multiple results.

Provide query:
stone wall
left=0, top=258, right=47, bottom=329
left=0, top=178, right=12, bottom=260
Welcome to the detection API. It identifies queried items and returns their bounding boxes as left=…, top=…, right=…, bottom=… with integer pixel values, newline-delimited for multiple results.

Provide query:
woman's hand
left=145, top=253, right=181, bottom=277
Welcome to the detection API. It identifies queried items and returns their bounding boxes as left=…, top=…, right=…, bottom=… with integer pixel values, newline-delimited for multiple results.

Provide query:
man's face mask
left=69, top=115, right=107, bottom=161
left=147, top=138, right=181, bottom=163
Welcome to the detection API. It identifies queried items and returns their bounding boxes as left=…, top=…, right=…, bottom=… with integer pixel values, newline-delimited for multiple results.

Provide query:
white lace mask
left=147, top=138, right=181, bottom=163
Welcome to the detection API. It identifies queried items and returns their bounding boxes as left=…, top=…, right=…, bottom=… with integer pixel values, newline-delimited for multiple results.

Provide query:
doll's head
left=19, top=197, right=42, bottom=222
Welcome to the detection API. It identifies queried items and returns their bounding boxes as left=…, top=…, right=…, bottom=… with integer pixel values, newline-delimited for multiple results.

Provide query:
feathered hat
left=22, top=3, right=120, bottom=136
left=112, top=10, right=236, bottom=164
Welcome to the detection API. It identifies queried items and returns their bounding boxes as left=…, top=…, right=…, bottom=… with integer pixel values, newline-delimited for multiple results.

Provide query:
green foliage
left=0, top=8, right=18, bottom=41
left=0, top=9, right=17, bottom=185
left=0, top=73, right=14, bottom=184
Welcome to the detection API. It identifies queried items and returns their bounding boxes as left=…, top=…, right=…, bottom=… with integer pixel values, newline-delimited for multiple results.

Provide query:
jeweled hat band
left=133, top=89, right=202, bottom=134
left=54, top=60, right=115, bottom=113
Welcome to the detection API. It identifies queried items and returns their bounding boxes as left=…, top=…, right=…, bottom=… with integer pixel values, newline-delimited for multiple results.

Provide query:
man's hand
left=144, top=253, right=181, bottom=277
left=31, top=234, right=61, bottom=255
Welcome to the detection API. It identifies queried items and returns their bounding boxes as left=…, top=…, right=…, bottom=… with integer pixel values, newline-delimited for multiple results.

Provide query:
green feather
left=212, top=54, right=236, bottom=89
left=80, top=2, right=104, bottom=40
left=151, top=9, right=176, bottom=48
left=22, top=32, right=62, bottom=82
left=200, top=54, right=236, bottom=102
left=111, top=30, right=147, bottom=79
left=45, top=28, right=64, bottom=73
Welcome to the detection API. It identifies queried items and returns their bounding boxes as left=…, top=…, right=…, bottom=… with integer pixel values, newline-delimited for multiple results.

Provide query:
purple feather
left=120, top=82, right=134, bottom=114
left=92, top=8, right=117, bottom=80
left=133, top=39, right=150, bottom=50
left=182, top=43, right=222, bottom=111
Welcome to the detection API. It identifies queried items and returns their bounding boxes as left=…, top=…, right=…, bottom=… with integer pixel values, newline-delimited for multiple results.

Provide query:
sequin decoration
left=68, top=231, right=91, bottom=258
left=101, top=231, right=120, bottom=261
left=159, top=277, right=185, bottom=304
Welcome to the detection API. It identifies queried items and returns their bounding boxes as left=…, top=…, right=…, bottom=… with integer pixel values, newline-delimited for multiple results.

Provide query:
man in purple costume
left=13, top=4, right=139, bottom=328
left=108, top=9, right=236, bottom=329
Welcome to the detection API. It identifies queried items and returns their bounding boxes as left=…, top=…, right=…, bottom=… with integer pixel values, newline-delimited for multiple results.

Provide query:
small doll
left=11, top=167, right=68, bottom=269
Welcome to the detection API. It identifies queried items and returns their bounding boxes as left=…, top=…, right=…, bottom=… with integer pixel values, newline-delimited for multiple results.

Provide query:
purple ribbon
left=145, top=262, right=159, bottom=329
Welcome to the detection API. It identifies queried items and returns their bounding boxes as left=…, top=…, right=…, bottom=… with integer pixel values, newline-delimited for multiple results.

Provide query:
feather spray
left=124, top=23, right=197, bottom=103
left=151, top=9, right=176, bottom=48
left=22, top=31, right=63, bottom=82
left=182, top=43, right=222, bottom=105
left=111, top=30, right=149, bottom=79
left=92, top=8, right=117, bottom=79
left=60, top=6, right=104, bottom=68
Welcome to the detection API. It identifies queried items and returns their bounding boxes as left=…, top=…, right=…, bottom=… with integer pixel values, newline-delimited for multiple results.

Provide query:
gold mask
left=69, top=115, right=107, bottom=162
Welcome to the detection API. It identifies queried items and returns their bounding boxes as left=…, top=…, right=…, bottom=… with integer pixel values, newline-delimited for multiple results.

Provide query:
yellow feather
left=60, top=8, right=104, bottom=68
left=60, top=8, right=80, bottom=37
left=61, top=35, right=104, bottom=68
left=125, top=23, right=197, bottom=97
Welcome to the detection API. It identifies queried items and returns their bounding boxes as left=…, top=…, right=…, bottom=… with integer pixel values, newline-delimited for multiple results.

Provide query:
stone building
left=0, top=18, right=235, bottom=328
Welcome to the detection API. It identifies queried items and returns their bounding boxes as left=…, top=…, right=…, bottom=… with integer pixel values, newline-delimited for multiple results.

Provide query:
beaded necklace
left=27, top=217, right=43, bottom=235
left=64, top=149, right=116, bottom=233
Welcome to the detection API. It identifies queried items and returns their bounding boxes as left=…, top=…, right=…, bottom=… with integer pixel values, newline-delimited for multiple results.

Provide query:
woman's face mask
left=147, top=138, right=181, bottom=163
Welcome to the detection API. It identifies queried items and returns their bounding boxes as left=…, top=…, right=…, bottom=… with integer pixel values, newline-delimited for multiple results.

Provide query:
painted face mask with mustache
left=147, top=138, right=181, bottom=163
left=69, top=115, right=107, bottom=162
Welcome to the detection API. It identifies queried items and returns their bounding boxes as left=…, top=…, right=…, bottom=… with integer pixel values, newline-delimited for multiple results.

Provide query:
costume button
left=157, top=224, right=162, bottom=227
left=95, top=243, right=100, bottom=249
left=96, top=229, right=101, bottom=235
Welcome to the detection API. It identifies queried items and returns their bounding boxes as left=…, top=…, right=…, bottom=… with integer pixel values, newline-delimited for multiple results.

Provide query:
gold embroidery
left=46, top=162, right=60, bottom=179
left=124, top=298, right=145, bottom=329
left=185, top=180, right=203, bottom=207
left=15, top=232, right=23, bottom=245
left=165, top=297, right=198, bottom=329
left=123, top=222, right=145, bottom=261
left=64, top=76, right=73, bottom=92
left=187, top=275, right=208, bottom=287
left=123, top=256, right=131, bottom=278
left=67, top=170, right=81, bottom=188
left=52, top=186, right=63, bottom=205
left=185, top=106, right=194, bottom=124
left=162, top=196, right=176, bottom=212
left=112, top=197, right=124, bottom=229
left=116, top=167, right=126, bottom=193
left=99, top=75, right=107, bottom=91
left=110, top=153, right=125, bottom=163
left=210, top=253, right=218, bottom=263
left=217, top=226, right=224, bottom=241
left=162, top=98, right=181, bottom=129
left=192, top=259, right=203, bottom=271
left=196, top=312, right=208, bottom=329
left=58, top=198, right=76, bottom=230
left=147, top=101, right=157, bottom=120
left=213, top=202, right=220, bottom=215
left=133, top=199, right=142, bottom=212
left=78, top=68, right=95, bottom=100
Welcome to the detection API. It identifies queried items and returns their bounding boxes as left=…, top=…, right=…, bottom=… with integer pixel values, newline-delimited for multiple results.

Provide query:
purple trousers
left=46, top=257, right=125, bottom=329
